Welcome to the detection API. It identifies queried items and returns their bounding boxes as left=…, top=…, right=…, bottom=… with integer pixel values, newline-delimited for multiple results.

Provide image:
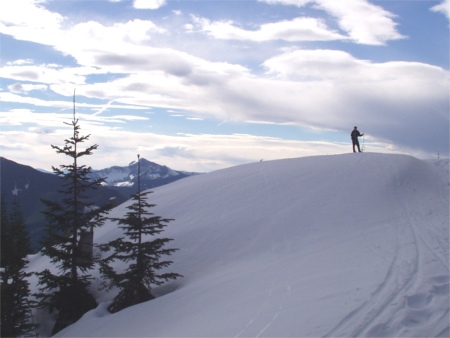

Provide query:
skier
left=351, top=126, right=364, bottom=153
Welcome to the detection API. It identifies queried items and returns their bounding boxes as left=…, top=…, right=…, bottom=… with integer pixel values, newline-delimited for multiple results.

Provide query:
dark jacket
left=351, top=129, right=362, bottom=140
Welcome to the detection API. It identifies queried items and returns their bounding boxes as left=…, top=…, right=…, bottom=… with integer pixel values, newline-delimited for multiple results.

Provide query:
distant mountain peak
left=89, top=158, right=200, bottom=194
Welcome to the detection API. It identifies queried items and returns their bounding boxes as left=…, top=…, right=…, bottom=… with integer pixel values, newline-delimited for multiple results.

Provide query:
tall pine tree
left=35, top=92, right=109, bottom=335
left=1, top=199, right=38, bottom=337
left=99, top=155, right=182, bottom=313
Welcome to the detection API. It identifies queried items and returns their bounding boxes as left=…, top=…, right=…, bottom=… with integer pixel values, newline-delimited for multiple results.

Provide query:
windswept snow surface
left=29, top=153, right=448, bottom=337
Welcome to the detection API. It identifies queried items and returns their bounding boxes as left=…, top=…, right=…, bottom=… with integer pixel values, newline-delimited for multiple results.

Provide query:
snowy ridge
left=27, top=153, right=449, bottom=337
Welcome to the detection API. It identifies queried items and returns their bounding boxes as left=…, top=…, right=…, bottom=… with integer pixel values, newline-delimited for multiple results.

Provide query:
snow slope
left=28, top=153, right=449, bottom=337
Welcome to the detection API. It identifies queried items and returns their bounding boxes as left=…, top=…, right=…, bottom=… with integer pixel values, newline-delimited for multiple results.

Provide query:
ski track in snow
left=324, top=215, right=419, bottom=337
left=214, top=155, right=448, bottom=338
left=235, top=165, right=290, bottom=338
left=234, top=281, right=276, bottom=338
left=325, top=156, right=449, bottom=337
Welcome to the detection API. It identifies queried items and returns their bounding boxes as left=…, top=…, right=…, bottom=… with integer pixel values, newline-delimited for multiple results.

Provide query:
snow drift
left=27, top=153, right=449, bottom=337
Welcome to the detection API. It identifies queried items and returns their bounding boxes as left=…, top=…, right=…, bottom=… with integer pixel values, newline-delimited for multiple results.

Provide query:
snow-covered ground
left=26, top=153, right=449, bottom=337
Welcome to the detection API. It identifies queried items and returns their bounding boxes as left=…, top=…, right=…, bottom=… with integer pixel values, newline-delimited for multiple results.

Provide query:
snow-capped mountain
left=89, top=158, right=199, bottom=196
left=26, top=153, right=449, bottom=337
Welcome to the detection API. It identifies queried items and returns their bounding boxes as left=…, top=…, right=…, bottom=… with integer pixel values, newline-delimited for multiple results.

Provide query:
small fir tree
left=35, top=93, right=109, bottom=335
left=1, top=200, right=38, bottom=337
left=99, top=155, right=182, bottom=313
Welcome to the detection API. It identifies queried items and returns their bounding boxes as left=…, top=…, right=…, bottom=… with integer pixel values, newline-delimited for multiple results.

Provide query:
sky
left=0, top=0, right=449, bottom=172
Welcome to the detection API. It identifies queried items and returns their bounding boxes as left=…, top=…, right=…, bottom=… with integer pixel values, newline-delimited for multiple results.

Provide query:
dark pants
left=352, top=139, right=361, bottom=152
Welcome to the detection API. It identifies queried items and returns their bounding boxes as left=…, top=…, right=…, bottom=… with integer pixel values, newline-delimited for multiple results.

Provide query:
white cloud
left=0, top=109, right=148, bottom=128
left=315, top=0, right=405, bottom=45
left=259, top=0, right=311, bottom=6
left=192, top=16, right=346, bottom=42
left=0, top=3, right=165, bottom=51
left=8, top=83, right=47, bottom=94
left=93, top=100, right=117, bottom=116
left=0, top=92, right=72, bottom=109
left=6, top=59, right=34, bottom=66
left=263, top=49, right=446, bottom=85
left=259, top=0, right=405, bottom=45
left=0, top=0, right=65, bottom=47
left=0, top=0, right=63, bottom=30
left=0, top=63, right=99, bottom=87
left=133, top=0, right=166, bottom=10
left=28, top=126, right=55, bottom=134
left=263, top=49, right=364, bottom=80
left=0, top=92, right=150, bottom=115
left=71, top=19, right=166, bottom=45
left=431, top=0, right=450, bottom=20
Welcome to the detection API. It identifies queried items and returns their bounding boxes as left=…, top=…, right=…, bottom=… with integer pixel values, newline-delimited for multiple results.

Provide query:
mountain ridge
left=1, top=157, right=198, bottom=252
left=89, top=158, right=200, bottom=196
left=92, top=158, right=197, bottom=184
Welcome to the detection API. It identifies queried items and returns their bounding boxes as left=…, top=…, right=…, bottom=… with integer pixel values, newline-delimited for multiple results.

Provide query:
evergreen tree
left=35, top=93, right=109, bottom=335
left=1, top=200, right=38, bottom=337
left=99, top=155, right=182, bottom=313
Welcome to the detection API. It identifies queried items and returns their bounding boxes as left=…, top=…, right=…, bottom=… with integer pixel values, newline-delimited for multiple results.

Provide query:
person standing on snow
left=351, top=126, right=364, bottom=152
